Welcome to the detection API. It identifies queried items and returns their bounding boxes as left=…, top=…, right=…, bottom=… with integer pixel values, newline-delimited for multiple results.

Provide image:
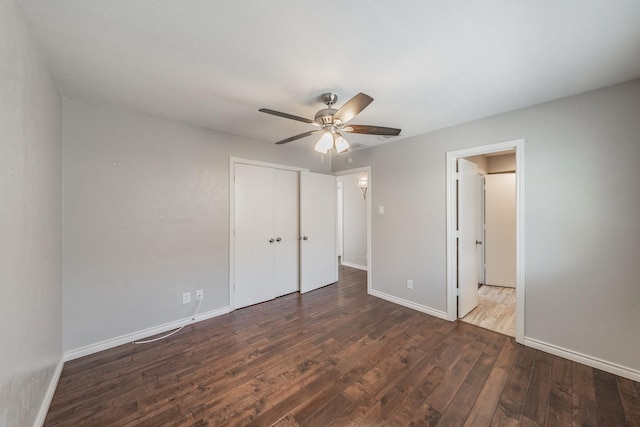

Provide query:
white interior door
left=300, top=171, right=337, bottom=293
left=485, top=173, right=516, bottom=287
left=274, top=169, right=299, bottom=296
left=458, top=159, right=480, bottom=318
left=234, top=164, right=275, bottom=308
left=478, top=175, right=486, bottom=285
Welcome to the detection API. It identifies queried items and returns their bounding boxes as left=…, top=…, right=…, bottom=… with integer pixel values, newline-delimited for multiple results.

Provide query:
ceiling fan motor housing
left=314, top=108, right=338, bottom=126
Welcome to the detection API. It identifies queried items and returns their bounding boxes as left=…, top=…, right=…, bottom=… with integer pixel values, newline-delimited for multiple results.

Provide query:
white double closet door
left=234, top=164, right=299, bottom=308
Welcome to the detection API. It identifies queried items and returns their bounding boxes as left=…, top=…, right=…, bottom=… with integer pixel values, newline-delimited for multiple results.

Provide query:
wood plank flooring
left=460, top=285, right=516, bottom=337
left=45, top=266, right=639, bottom=426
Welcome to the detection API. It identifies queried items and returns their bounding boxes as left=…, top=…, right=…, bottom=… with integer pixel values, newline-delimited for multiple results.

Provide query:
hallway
left=461, top=285, right=516, bottom=337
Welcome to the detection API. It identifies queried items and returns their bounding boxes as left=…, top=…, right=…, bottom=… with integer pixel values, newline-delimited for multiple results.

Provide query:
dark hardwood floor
left=45, top=266, right=639, bottom=426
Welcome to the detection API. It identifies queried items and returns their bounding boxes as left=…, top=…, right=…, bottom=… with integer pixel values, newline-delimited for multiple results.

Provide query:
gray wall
left=0, top=0, right=63, bottom=425
left=63, top=99, right=327, bottom=352
left=334, top=79, right=640, bottom=373
left=337, top=173, right=368, bottom=268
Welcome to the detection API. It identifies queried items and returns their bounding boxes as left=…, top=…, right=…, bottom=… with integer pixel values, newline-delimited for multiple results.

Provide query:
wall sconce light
left=358, top=178, right=368, bottom=199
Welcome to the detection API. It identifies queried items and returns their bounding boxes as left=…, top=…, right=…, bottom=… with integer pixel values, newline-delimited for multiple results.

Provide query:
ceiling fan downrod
left=321, top=92, right=338, bottom=107
left=315, top=93, right=339, bottom=126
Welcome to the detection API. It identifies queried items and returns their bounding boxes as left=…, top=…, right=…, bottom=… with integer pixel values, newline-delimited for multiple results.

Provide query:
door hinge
left=456, top=288, right=460, bottom=296
left=455, top=172, right=461, bottom=181
left=455, top=230, right=461, bottom=238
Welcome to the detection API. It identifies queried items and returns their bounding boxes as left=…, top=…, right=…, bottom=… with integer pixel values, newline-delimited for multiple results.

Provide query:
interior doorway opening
left=334, top=166, right=372, bottom=294
left=446, top=140, right=524, bottom=343
left=458, top=150, right=517, bottom=336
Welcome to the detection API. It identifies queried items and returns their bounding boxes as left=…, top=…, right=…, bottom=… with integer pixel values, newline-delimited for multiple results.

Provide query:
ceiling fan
left=259, top=92, right=401, bottom=154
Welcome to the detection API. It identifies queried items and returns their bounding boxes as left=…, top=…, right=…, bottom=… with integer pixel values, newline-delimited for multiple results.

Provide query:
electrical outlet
left=182, top=292, right=191, bottom=304
left=407, top=279, right=414, bottom=290
left=196, top=289, right=204, bottom=300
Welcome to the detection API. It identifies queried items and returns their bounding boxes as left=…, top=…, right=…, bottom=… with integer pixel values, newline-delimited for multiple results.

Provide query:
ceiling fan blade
left=343, top=124, right=401, bottom=136
left=333, top=93, right=374, bottom=124
left=259, top=108, right=314, bottom=124
left=275, top=130, right=320, bottom=145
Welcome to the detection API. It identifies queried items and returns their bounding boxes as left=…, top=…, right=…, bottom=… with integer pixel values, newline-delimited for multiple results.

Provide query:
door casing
left=446, top=139, right=525, bottom=343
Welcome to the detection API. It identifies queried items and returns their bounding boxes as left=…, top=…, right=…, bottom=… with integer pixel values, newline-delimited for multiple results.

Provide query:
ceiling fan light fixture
left=334, top=134, right=349, bottom=153
left=314, top=131, right=334, bottom=153
left=260, top=92, right=401, bottom=148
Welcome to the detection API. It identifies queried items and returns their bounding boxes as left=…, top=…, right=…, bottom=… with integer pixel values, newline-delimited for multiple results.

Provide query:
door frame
left=333, top=166, right=372, bottom=294
left=229, top=157, right=308, bottom=310
left=445, top=140, right=525, bottom=343
left=336, top=181, right=343, bottom=258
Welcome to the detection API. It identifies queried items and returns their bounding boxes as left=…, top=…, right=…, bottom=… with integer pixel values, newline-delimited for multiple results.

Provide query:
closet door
left=273, top=169, right=299, bottom=296
left=300, top=171, right=337, bottom=293
left=234, top=164, right=276, bottom=308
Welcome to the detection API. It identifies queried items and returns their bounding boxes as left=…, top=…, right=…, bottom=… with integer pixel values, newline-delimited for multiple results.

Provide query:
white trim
left=33, top=357, right=64, bottom=427
left=524, top=337, right=640, bottom=383
left=369, top=289, right=449, bottom=321
left=336, top=181, right=343, bottom=258
left=446, top=139, right=525, bottom=344
left=333, top=166, right=372, bottom=295
left=332, top=166, right=371, bottom=177
left=514, top=143, right=525, bottom=342
left=340, top=261, right=368, bottom=271
left=229, top=157, right=310, bottom=310
left=229, top=157, right=309, bottom=172
left=64, top=306, right=230, bottom=361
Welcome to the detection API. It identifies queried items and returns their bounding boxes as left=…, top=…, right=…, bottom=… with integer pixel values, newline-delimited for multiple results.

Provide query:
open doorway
left=336, top=170, right=368, bottom=270
left=446, top=140, right=524, bottom=343
left=458, top=151, right=516, bottom=336
left=334, top=166, right=372, bottom=292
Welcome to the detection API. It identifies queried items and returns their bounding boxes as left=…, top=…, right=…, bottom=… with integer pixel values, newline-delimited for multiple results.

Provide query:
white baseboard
left=34, top=356, right=64, bottom=427
left=524, top=337, right=640, bottom=382
left=64, top=306, right=230, bottom=361
left=369, top=289, right=448, bottom=320
left=341, top=261, right=368, bottom=271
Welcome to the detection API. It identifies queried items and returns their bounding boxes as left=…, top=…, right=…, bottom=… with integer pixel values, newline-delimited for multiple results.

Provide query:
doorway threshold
left=459, top=285, right=515, bottom=337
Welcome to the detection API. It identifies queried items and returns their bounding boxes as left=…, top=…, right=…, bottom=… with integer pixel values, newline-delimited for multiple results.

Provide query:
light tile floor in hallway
left=460, top=284, right=516, bottom=337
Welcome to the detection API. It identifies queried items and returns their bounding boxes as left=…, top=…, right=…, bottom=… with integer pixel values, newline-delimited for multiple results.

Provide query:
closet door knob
left=276, top=237, right=282, bottom=242
left=302, top=236, right=308, bottom=240
left=269, top=238, right=275, bottom=243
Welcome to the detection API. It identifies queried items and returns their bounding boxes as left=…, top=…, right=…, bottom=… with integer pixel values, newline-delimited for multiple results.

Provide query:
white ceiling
left=16, top=0, right=640, bottom=151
